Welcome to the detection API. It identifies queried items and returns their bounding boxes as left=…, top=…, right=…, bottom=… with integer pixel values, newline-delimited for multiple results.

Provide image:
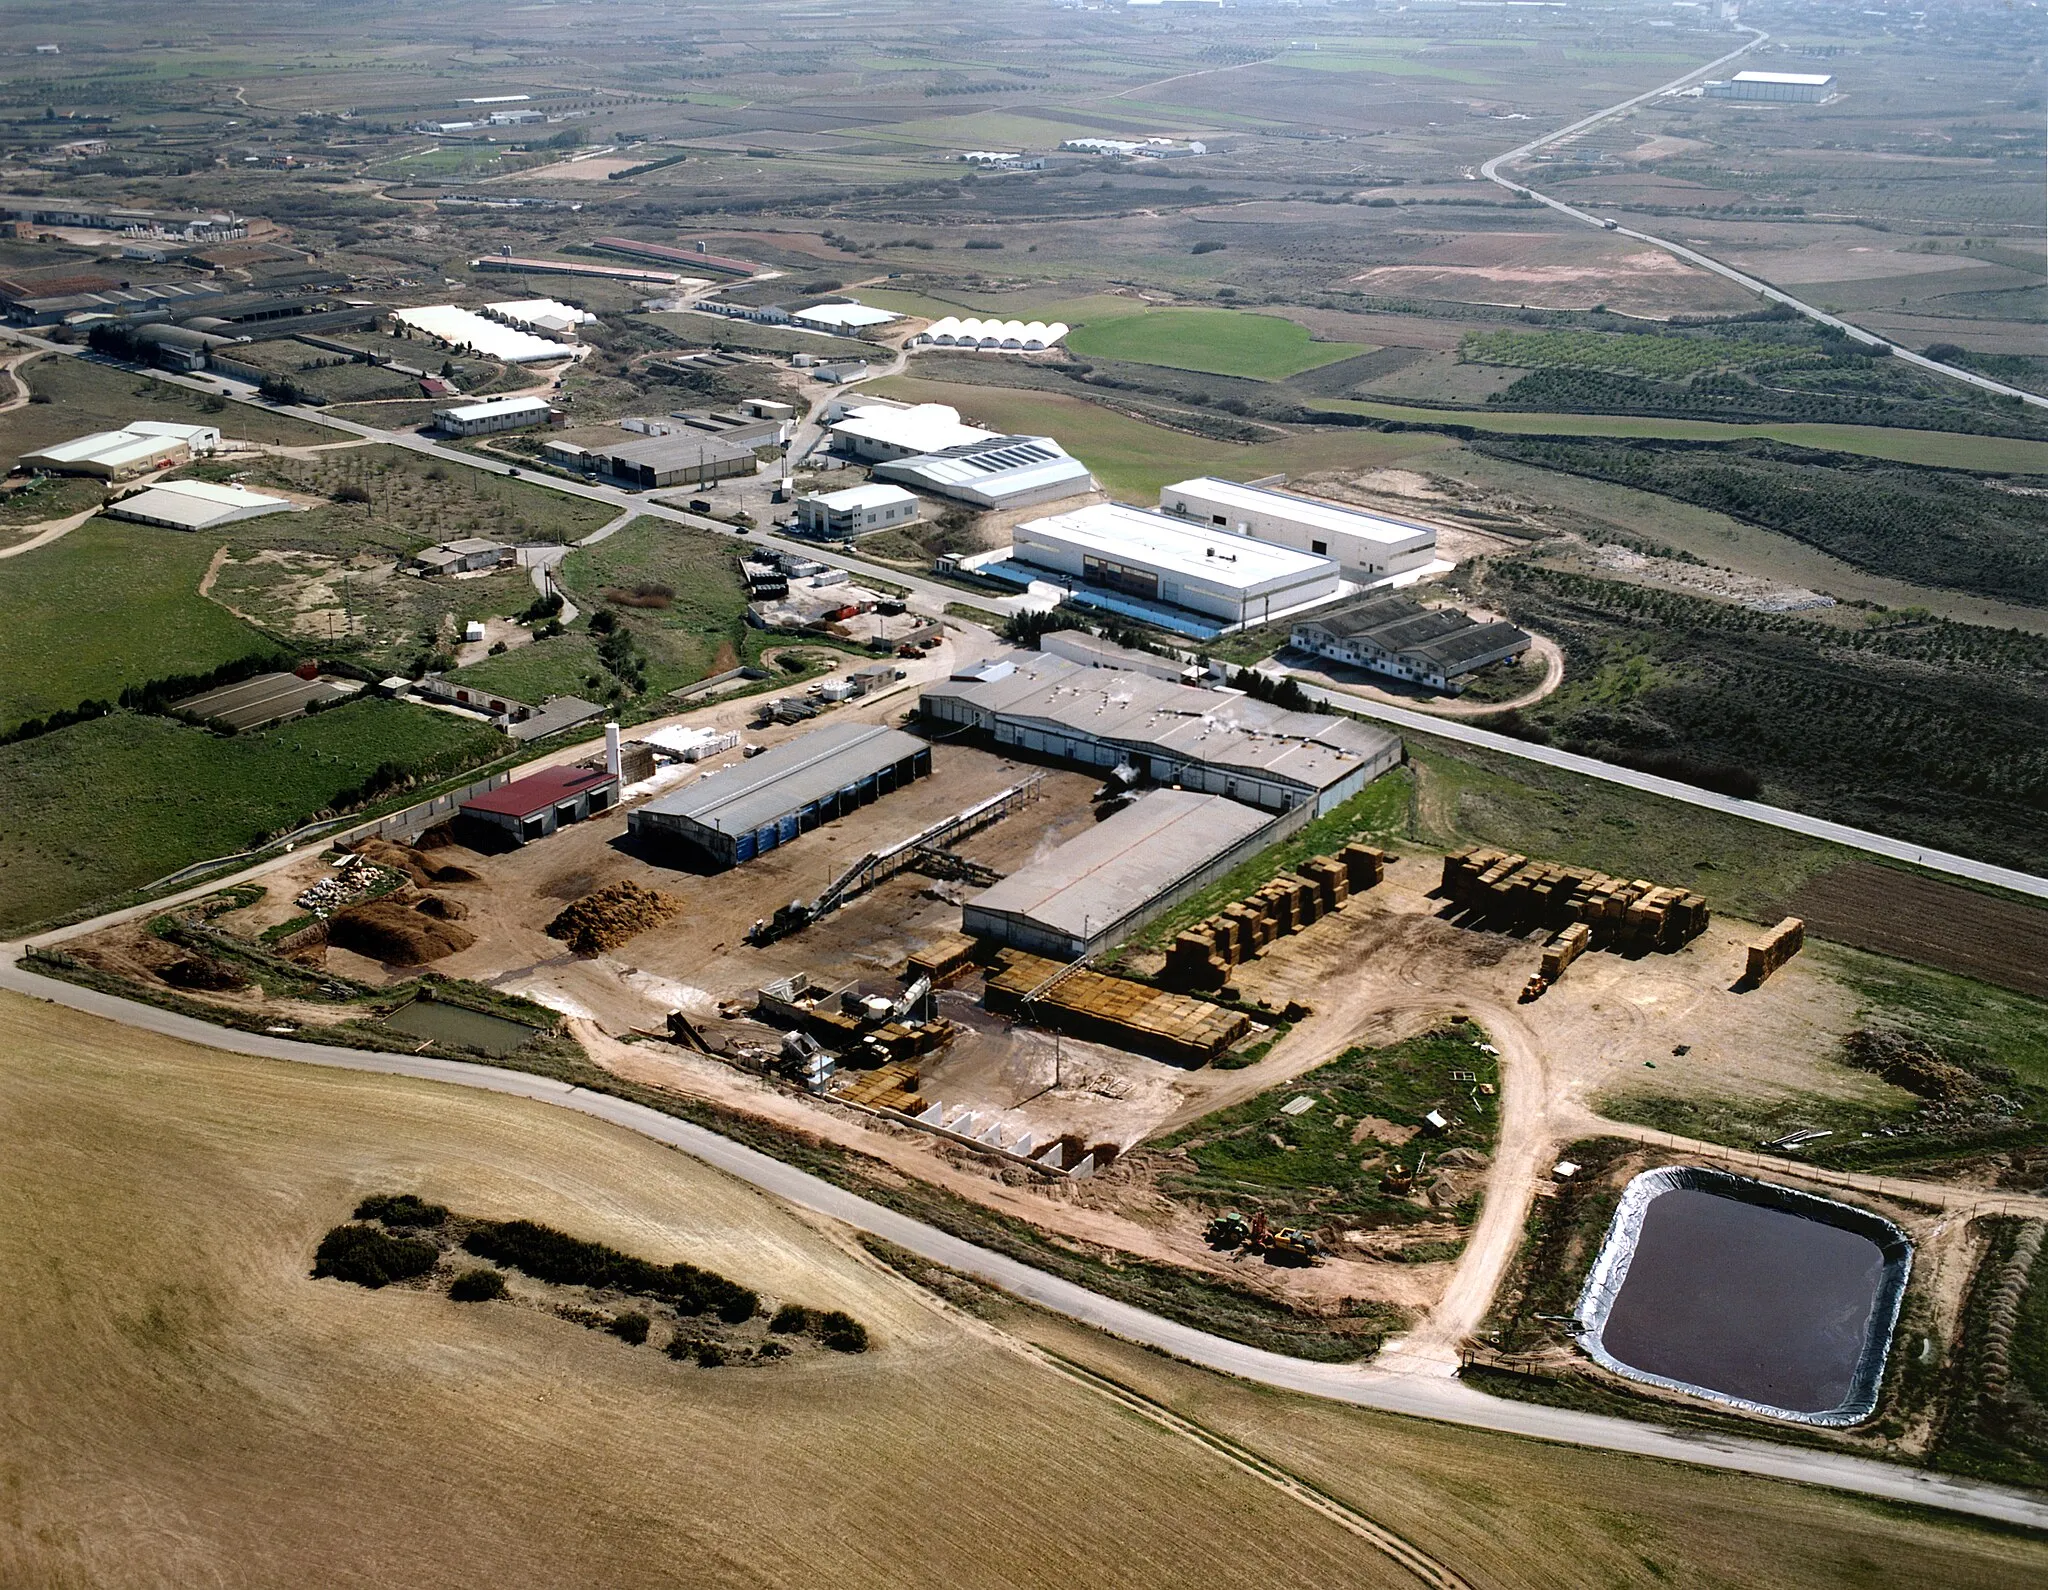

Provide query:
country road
left=1477, top=25, right=2048, bottom=409
left=4, top=954, right=2045, bottom=1531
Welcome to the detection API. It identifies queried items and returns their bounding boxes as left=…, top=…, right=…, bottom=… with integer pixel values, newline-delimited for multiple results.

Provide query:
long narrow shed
left=628, top=720, right=931, bottom=868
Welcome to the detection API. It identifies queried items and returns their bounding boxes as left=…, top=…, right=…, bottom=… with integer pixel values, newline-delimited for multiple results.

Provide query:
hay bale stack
left=1745, top=916, right=1804, bottom=984
left=328, top=898, right=477, bottom=965
left=546, top=879, right=682, bottom=955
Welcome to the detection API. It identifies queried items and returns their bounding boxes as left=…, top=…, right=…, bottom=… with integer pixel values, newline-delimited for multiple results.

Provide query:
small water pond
left=381, top=998, right=542, bottom=1058
left=1578, top=1167, right=1911, bottom=1425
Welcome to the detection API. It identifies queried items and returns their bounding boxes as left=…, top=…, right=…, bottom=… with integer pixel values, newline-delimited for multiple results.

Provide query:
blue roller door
left=777, top=813, right=799, bottom=844
left=735, top=831, right=756, bottom=863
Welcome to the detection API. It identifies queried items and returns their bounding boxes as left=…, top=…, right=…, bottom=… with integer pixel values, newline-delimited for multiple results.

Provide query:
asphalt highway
left=6, top=954, right=2045, bottom=1532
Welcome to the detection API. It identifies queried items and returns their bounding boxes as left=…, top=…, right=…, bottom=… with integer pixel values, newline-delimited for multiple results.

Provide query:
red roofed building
left=459, top=765, right=619, bottom=845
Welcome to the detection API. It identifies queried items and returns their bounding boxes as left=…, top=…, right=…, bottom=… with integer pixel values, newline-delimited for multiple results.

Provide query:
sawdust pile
left=351, top=837, right=481, bottom=887
left=413, top=894, right=470, bottom=922
left=329, top=898, right=477, bottom=965
left=546, top=880, right=682, bottom=955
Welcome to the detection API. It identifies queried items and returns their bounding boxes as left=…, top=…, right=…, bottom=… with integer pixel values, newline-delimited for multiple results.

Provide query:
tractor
left=1205, top=1211, right=1252, bottom=1251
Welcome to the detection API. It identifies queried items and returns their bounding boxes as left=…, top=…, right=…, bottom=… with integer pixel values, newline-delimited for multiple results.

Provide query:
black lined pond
left=1578, top=1167, right=1911, bottom=1425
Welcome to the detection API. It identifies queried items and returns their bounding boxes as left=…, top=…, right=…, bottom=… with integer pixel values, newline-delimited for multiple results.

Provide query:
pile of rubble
left=1440, top=848, right=1709, bottom=953
left=293, top=855, right=406, bottom=920
left=1164, top=843, right=1387, bottom=988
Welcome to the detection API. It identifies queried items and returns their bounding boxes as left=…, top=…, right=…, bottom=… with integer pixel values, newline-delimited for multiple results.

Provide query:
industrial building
left=907, top=317, right=1069, bottom=352
left=20, top=428, right=192, bottom=479
left=921, top=652, right=1402, bottom=816
left=873, top=433, right=1094, bottom=510
left=827, top=401, right=997, bottom=463
left=107, top=479, right=293, bottom=531
left=1008, top=501, right=1342, bottom=629
left=629, top=720, right=933, bottom=868
left=1704, top=71, right=1835, bottom=103
left=396, top=304, right=578, bottom=364
left=542, top=429, right=757, bottom=488
left=458, top=764, right=619, bottom=846
left=433, top=396, right=556, bottom=436
left=964, top=789, right=1281, bottom=959
left=484, top=298, right=596, bottom=337
left=1290, top=592, right=1532, bottom=693
left=1160, top=476, right=1438, bottom=583
left=793, top=302, right=900, bottom=330
left=796, top=482, right=921, bottom=537
left=411, top=537, right=513, bottom=575
left=590, top=237, right=760, bottom=277
left=1040, top=628, right=1201, bottom=684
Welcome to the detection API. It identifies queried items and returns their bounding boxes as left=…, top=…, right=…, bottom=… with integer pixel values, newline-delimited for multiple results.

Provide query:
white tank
left=604, top=721, right=622, bottom=779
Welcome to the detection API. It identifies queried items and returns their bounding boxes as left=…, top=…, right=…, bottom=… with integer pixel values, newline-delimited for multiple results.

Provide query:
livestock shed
left=20, top=428, right=190, bottom=480
left=873, top=434, right=1094, bottom=510
left=908, top=317, right=1068, bottom=352
left=397, top=304, right=576, bottom=364
left=173, top=671, right=351, bottom=731
left=459, top=765, right=618, bottom=846
left=1160, top=477, right=1437, bottom=583
left=484, top=298, right=595, bottom=337
left=964, top=789, right=1282, bottom=959
left=793, top=302, right=900, bottom=330
left=106, top=479, right=293, bottom=531
left=921, top=652, right=1401, bottom=816
left=1290, top=592, right=1531, bottom=694
left=432, top=396, right=556, bottom=436
left=1010, top=501, right=1341, bottom=629
left=629, top=720, right=932, bottom=869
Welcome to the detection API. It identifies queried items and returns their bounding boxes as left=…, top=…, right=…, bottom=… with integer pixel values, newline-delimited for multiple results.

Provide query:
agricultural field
left=0, top=355, right=337, bottom=471
left=0, top=703, right=508, bottom=933
left=0, top=519, right=272, bottom=735
left=1066, top=308, right=1364, bottom=382
left=1460, top=327, right=1803, bottom=380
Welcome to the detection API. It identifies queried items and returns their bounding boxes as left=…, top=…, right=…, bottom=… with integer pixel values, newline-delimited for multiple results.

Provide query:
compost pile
left=351, top=836, right=480, bottom=887
left=328, top=897, right=478, bottom=965
left=546, top=880, right=682, bottom=954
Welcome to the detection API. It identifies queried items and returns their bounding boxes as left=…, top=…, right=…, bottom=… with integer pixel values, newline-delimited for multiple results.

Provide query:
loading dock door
left=555, top=800, right=581, bottom=827
left=755, top=823, right=780, bottom=854
left=777, top=814, right=799, bottom=844
left=735, top=830, right=756, bottom=863
left=520, top=816, right=545, bottom=843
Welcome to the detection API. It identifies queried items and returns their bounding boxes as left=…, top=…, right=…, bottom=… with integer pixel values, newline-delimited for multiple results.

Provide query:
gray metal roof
left=966, top=790, right=1271, bottom=942
left=506, top=695, right=606, bottom=742
left=638, top=720, right=925, bottom=835
left=1295, top=593, right=1531, bottom=673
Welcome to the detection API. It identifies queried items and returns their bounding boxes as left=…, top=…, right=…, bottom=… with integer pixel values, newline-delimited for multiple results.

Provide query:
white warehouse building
left=827, top=401, right=997, bottom=463
left=1011, top=501, right=1341, bottom=628
left=873, top=434, right=1095, bottom=510
left=1704, top=71, right=1835, bottom=103
left=434, top=395, right=556, bottom=436
left=1160, top=476, right=1437, bottom=583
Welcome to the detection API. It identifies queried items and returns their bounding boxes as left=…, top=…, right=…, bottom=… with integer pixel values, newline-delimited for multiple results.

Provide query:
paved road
left=1260, top=663, right=2048, bottom=902
left=1477, top=28, right=2048, bottom=409
left=4, top=955, right=2044, bottom=1530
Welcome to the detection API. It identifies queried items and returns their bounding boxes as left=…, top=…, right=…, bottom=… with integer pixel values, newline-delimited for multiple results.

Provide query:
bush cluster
left=355, top=1193, right=447, bottom=1227
left=461, top=1219, right=759, bottom=1321
left=312, top=1223, right=440, bottom=1289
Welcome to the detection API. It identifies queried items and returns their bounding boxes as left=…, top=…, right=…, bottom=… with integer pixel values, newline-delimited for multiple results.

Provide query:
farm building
left=795, top=482, right=920, bottom=537
left=1705, top=71, right=1835, bottom=103
left=124, top=420, right=221, bottom=455
left=827, top=401, right=996, bottom=463
left=629, top=720, right=933, bottom=869
left=964, top=789, right=1282, bottom=960
left=107, top=479, right=293, bottom=531
left=589, top=237, right=760, bottom=277
left=473, top=255, right=690, bottom=287
left=411, top=537, right=513, bottom=575
left=921, top=651, right=1401, bottom=816
left=543, top=429, right=757, bottom=488
left=397, top=304, right=577, bottom=363
left=793, top=302, right=900, bottom=330
left=20, top=428, right=191, bottom=480
left=1007, top=501, right=1341, bottom=629
left=173, top=671, right=352, bottom=731
left=484, top=298, right=595, bottom=337
left=906, top=317, right=1070, bottom=352
left=1290, top=592, right=1532, bottom=694
left=459, top=765, right=619, bottom=846
left=873, top=434, right=1094, bottom=510
left=1160, top=477, right=1438, bottom=583
left=432, top=396, right=556, bottom=436
left=504, top=694, right=606, bottom=743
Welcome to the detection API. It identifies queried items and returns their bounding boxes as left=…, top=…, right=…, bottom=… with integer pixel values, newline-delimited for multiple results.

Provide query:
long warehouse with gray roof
left=921, top=652, right=1401, bottom=815
left=628, top=719, right=932, bottom=868
left=964, top=789, right=1282, bottom=960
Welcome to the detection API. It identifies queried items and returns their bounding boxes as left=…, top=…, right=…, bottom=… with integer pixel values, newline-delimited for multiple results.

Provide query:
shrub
left=312, top=1223, right=439, bottom=1288
left=769, top=1302, right=812, bottom=1334
left=696, top=1341, right=727, bottom=1367
left=333, top=484, right=371, bottom=505
left=610, top=1310, right=652, bottom=1345
left=815, top=1310, right=869, bottom=1353
left=449, top=1266, right=508, bottom=1302
left=462, top=1218, right=757, bottom=1318
left=354, top=1192, right=448, bottom=1227
left=1190, top=240, right=1226, bottom=255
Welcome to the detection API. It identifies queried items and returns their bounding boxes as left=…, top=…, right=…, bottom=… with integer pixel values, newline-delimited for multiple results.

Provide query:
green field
left=1067, top=309, right=1364, bottom=381
left=0, top=519, right=273, bottom=734
left=1461, top=329, right=1799, bottom=379
left=0, top=702, right=509, bottom=933
left=0, top=354, right=339, bottom=470
left=871, top=375, right=1458, bottom=497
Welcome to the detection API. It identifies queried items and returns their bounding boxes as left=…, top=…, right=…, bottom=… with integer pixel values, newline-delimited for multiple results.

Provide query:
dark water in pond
left=380, top=1000, right=537, bottom=1057
left=1599, top=1188, right=1886, bottom=1414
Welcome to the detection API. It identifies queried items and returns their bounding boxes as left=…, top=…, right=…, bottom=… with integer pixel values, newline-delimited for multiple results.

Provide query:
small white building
left=827, top=401, right=997, bottom=462
left=1011, top=501, right=1340, bottom=628
left=433, top=395, right=556, bottom=436
left=1160, top=477, right=1437, bottom=583
left=796, top=482, right=922, bottom=538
